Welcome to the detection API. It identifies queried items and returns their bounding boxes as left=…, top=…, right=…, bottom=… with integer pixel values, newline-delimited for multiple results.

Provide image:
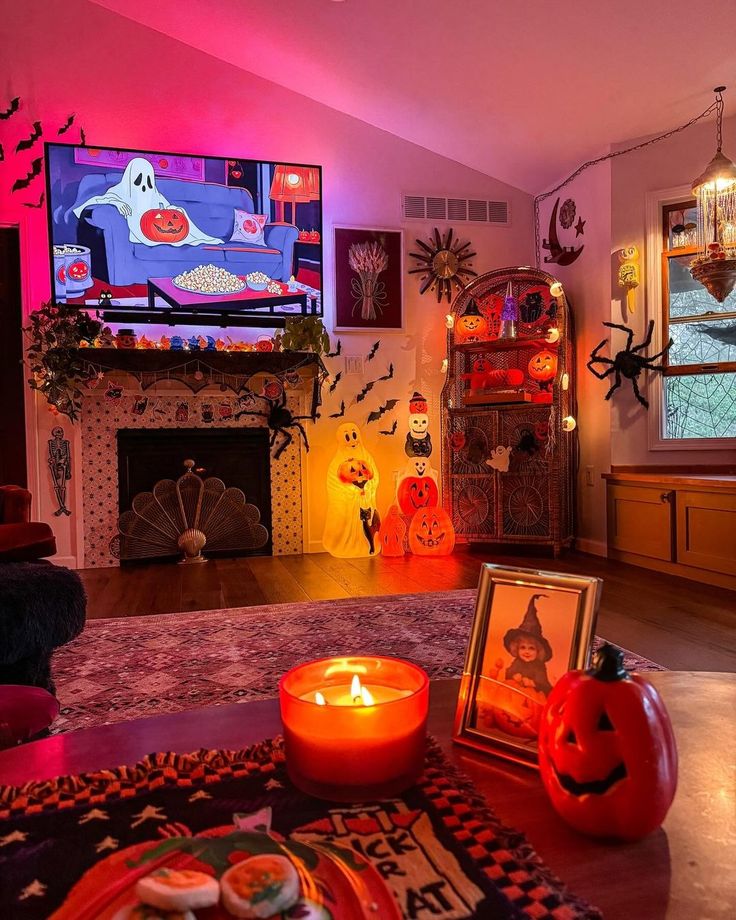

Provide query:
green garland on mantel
left=25, top=301, right=102, bottom=421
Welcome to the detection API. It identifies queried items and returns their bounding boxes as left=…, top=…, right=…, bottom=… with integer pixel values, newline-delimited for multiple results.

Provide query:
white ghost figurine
left=73, top=157, right=223, bottom=247
left=323, top=422, right=381, bottom=557
left=398, top=456, right=439, bottom=486
left=485, top=445, right=513, bottom=473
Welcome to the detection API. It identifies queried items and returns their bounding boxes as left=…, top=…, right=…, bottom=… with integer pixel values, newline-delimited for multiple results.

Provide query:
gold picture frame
left=453, top=563, right=602, bottom=767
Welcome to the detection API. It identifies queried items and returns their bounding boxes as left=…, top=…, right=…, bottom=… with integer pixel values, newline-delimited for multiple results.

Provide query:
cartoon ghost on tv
left=72, top=157, right=222, bottom=247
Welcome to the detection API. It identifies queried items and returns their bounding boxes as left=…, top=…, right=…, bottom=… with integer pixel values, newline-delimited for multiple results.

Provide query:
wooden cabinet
left=604, top=470, right=736, bottom=590
left=441, top=267, right=576, bottom=555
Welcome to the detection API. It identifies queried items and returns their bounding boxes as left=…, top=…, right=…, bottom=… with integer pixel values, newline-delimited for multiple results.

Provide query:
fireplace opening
left=117, top=428, right=272, bottom=561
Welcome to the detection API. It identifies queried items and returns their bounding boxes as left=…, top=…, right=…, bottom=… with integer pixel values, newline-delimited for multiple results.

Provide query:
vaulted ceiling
left=90, top=0, right=736, bottom=194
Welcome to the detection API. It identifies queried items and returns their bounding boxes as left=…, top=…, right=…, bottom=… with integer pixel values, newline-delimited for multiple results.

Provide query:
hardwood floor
left=77, top=548, right=736, bottom=672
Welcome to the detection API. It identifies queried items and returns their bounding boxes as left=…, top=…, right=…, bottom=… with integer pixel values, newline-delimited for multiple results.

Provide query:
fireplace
left=117, top=428, right=273, bottom=561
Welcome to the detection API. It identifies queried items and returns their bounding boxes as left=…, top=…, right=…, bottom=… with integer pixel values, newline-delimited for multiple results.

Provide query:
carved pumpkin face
left=472, top=357, right=492, bottom=374
left=455, top=312, right=489, bottom=344
left=528, top=350, right=558, bottom=383
left=408, top=507, right=455, bottom=556
left=397, top=476, right=439, bottom=515
left=139, top=208, right=190, bottom=243
left=338, top=458, right=373, bottom=490
left=67, top=259, right=89, bottom=281
left=538, top=645, right=678, bottom=842
left=379, top=504, right=406, bottom=557
left=477, top=680, right=546, bottom=739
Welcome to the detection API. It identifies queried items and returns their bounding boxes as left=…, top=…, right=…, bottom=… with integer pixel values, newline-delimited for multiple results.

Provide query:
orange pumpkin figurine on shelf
left=538, top=643, right=678, bottom=842
left=379, top=504, right=406, bottom=557
left=527, top=350, right=558, bottom=389
left=139, top=208, right=190, bottom=243
left=454, top=300, right=489, bottom=344
left=408, top=506, right=455, bottom=556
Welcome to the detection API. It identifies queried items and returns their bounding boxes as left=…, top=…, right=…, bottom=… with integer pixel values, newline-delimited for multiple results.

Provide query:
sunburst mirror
left=409, top=227, right=477, bottom=303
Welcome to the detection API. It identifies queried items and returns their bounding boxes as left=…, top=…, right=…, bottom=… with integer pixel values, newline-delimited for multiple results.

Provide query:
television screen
left=45, top=143, right=323, bottom=327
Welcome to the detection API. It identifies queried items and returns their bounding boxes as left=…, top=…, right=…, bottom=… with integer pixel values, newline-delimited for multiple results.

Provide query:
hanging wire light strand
left=534, top=95, right=722, bottom=265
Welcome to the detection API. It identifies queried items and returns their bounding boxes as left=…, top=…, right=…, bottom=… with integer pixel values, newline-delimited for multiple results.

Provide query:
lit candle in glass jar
left=279, top=656, right=429, bottom=801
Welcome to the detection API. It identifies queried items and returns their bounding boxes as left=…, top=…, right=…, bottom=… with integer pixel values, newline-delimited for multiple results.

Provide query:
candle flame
left=351, top=674, right=362, bottom=702
left=360, top=685, right=375, bottom=706
left=315, top=691, right=327, bottom=706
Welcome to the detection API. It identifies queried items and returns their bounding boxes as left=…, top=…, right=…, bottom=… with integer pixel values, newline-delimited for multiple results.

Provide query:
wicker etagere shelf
left=441, top=266, right=577, bottom=556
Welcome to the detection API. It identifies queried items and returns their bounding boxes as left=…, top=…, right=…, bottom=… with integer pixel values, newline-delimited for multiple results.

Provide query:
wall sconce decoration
left=617, top=245, right=640, bottom=313
left=691, top=86, right=736, bottom=302
left=409, top=227, right=477, bottom=303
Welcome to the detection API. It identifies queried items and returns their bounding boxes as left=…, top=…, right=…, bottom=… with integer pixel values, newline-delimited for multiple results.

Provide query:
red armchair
left=0, top=486, right=56, bottom=562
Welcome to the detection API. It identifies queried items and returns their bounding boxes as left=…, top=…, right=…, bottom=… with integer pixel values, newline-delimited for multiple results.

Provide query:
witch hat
left=462, top=299, right=482, bottom=317
left=503, top=593, right=552, bottom=661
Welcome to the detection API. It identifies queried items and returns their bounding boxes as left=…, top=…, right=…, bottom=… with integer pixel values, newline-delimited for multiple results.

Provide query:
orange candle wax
left=279, top=656, right=429, bottom=801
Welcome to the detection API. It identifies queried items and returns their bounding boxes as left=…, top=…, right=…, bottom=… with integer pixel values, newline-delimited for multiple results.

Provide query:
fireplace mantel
left=76, top=348, right=325, bottom=405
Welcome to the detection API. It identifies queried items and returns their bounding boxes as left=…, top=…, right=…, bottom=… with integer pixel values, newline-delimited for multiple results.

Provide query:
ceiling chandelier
left=691, top=86, right=736, bottom=302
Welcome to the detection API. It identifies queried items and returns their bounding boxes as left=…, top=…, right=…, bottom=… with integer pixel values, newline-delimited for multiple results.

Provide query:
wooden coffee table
left=0, top=672, right=733, bottom=920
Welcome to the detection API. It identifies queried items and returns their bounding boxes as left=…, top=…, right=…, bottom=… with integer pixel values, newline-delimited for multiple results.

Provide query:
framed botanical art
left=453, top=563, right=602, bottom=767
left=333, top=226, right=403, bottom=332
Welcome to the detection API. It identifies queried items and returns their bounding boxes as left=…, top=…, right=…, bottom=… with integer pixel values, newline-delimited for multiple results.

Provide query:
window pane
left=664, top=373, right=736, bottom=439
left=669, top=316, right=736, bottom=366
left=668, top=254, right=736, bottom=319
left=666, top=205, right=698, bottom=249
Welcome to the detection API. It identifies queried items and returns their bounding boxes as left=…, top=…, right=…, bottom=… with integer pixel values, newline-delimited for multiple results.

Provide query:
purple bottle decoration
left=499, top=281, right=518, bottom=339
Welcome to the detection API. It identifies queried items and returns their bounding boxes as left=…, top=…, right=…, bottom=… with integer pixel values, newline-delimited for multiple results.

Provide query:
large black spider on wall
left=587, top=320, right=672, bottom=409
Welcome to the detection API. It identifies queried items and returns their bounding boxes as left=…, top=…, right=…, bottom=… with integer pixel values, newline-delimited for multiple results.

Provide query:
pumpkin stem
left=591, top=643, right=628, bottom=682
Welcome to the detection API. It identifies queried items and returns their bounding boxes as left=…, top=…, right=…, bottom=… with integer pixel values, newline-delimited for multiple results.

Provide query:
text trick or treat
left=323, top=422, right=381, bottom=557
left=279, top=656, right=430, bottom=801
left=538, top=643, right=678, bottom=842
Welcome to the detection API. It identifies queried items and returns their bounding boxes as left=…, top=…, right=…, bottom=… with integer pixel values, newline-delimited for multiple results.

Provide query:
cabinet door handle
left=660, top=491, right=674, bottom=503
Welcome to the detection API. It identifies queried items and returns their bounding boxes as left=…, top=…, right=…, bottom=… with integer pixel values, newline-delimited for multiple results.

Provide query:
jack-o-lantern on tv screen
left=139, top=209, right=191, bottom=243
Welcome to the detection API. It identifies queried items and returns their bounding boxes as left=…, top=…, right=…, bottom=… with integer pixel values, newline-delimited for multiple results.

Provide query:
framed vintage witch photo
left=333, top=226, right=403, bottom=332
left=454, top=564, right=602, bottom=767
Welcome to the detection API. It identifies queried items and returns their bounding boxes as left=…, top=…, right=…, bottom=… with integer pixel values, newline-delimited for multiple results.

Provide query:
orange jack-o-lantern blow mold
left=454, top=300, right=489, bottom=344
left=527, top=350, right=558, bottom=385
left=538, top=644, right=678, bottom=842
left=408, top=506, right=455, bottom=556
left=397, top=476, right=439, bottom=516
left=139, top=208, right=191, bottom=243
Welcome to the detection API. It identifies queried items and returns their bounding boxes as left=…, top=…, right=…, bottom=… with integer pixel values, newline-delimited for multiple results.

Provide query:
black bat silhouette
left=12, top=156, right=43, bottom=192
left=377, top=363, right=394, bottom=381
left=355, top=380, right=374, bottom=403
left=0, top=97, right=20, bottom=120
left=23, top=192, right=44, bottom=208
left=16, top=121, right=42, bottom=152
left=329, top=400, right=346, bottom=418
left=328, top=372, right=343, bottom=393
left=379, top=420, right=398, bottom=436
left=80, top=127, right=86, bottom=146
left=367, top=399, right=399, bottom=423
left=366, top=340, right=380, bottom=361
left=58, top=113, right=76, bottom=135
left=326, top=339, right=342, bottom=358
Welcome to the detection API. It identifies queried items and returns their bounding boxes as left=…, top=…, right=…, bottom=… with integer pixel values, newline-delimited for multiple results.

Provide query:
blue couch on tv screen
left=60, top=173, right=298, bottom=286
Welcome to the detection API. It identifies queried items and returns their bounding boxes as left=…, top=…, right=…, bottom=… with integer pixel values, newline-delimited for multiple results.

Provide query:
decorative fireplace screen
left=118, top=461, right=269, bottom=563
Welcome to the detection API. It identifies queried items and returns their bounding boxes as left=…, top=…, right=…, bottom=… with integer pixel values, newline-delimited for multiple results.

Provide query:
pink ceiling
left=90, top=0, right=736, bottom=194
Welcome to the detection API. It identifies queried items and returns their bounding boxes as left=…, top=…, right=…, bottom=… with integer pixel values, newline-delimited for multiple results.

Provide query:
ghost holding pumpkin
left=72, top=157, right=223, bottom=247
left=323, top=422, right=381, bottom=557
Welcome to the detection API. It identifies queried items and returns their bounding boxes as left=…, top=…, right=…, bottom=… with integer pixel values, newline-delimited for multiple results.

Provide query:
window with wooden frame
left=660, top=199, right=736, bottom=439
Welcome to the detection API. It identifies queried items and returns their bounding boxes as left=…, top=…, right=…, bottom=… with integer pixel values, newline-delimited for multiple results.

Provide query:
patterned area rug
left=53, top=589, right=663, bottom=733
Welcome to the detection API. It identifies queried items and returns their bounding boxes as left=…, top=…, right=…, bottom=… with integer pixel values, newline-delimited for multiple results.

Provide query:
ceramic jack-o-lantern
left=397, top=475, right=439, bottom=516
left=455, top=299, right=489, bottom=344
left=527, top=350, right=558, bottom=390
left=538, top=643, right=678, bottom=842
left=337, top=458, right=374, bottom=490
left=379, top=504, right=406, bottom=557
left=139, top=208, right=190, bottom=243
left=408, top=506, right=455, bottom=556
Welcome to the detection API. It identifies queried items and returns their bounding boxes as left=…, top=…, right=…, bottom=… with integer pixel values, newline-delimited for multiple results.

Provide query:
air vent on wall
left=401, top=193, right=510, bottom=226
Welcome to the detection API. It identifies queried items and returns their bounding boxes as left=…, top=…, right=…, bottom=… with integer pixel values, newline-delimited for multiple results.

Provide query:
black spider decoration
left=235, top=389, right=315, bottom=459
left=587, top=320, right=672, bottom=409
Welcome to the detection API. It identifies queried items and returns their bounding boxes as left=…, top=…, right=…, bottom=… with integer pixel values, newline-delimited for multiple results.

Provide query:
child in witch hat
left=503, top=593, right=553, bottom=695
